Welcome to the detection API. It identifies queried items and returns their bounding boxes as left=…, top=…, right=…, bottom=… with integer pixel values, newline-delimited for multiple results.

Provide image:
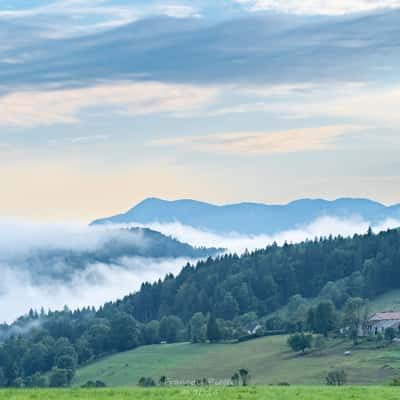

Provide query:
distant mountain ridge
left=91, top=198, right=400, bottom=235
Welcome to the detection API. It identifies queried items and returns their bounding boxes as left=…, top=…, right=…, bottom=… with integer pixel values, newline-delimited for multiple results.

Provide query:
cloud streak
left=0, top=1, right=200, bottom=38
left=0, top=82, right=219, bottom=127
left=235, top=0, right=400, bottom=15
left=152, top=125, right=361, bottom=156
left=210, top=83, right=400, bottom=126
left=132, top=217, right=400, bottom=255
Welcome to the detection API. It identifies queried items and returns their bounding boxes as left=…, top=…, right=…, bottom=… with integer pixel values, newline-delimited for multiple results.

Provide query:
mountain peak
left=91, top=197, right=400, bottom=235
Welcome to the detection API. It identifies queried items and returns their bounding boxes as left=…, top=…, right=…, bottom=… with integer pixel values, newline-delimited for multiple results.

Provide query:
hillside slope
left=74, top=335, right=400, bottom=386
left=91, top=197, right=400, bottom=235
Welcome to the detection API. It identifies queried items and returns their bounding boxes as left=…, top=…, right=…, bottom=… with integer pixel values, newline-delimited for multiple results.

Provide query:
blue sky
left=0, top=1, right=400, bottom=220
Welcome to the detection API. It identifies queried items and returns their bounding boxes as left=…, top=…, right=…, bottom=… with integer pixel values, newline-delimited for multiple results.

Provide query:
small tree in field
left=287, top=333, right=313, bottom=353
left=326, top=370, right=346, bottom=386
left=238, top=369, right=250, bottom=386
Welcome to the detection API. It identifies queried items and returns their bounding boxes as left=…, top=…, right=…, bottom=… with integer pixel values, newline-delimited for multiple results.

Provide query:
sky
left=1, top=0, right=400, bottom=221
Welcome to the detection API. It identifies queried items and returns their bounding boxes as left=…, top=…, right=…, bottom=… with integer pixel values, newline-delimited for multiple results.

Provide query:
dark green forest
left=1, top=227, right=399, bottom=387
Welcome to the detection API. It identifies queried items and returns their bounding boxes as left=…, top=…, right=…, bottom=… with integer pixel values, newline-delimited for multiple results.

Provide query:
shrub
left=385, top=327, right=396, bottom=342
left=49, top=368, right=70, bottom=387
left=231, top=372, right=240, bottom=386
left=81, top=380, right=107, bottom=388
left=138, top=377, right=156, bottom=387
left=390, top=377, right=400, bottom=386
left=159, top=376, right=167, bottom=386
left=326, top=370, right=347, bottom=386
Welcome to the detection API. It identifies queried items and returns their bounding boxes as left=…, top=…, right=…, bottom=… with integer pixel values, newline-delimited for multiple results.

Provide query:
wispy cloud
left=235, top=0, right=400, bottom=15
left=209, top=83, right=400, bottom=126
left=0, top=82, right=219, bottom=127
left=151, top=125, right=361, bottom=156
left=0, top=1, right=201, bottom=38
left=263, top=85, right=400, bottom=125
left=48, top=135, right=109, bottom=146
left=135, top=217, right=400, bottom=255
left=153, top=4, right=201, bottom=18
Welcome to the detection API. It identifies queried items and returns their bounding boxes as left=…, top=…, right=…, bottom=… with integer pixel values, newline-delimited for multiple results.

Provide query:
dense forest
left=0, top=227, right=399, bottom=387
left=112, top=227, right=399, bottom=322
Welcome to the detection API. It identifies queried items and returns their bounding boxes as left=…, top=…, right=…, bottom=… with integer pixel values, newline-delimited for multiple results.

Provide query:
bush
left=81, top=380, right=107, bottom=388
left=24, top=373, right=47, bottom=388
left=326, top=370, right=347, bottom=386
left=49, top=368, right=70, bottom=387
left=138, top=377, right=156, bottom=387
left=159, top=376, right=167, bottom=386
left=385, top=327, right=396, bottom=342
left=390, top=377, right=400, bottom=386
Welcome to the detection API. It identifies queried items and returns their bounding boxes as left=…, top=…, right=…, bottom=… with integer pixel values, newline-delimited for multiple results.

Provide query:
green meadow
left=73, top=335, right=400, bottom=387
left=1, top=387, right=400, bottom=400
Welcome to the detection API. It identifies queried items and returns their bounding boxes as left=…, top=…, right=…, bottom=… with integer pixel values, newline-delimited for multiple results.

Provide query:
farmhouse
left=367, top=312, right=400, bottom=335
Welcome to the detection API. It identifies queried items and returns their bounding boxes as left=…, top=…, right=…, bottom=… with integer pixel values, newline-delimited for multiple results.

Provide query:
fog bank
left=1, top=216, right=399, bottom=323
left=131, top=216, right=400, bottom=254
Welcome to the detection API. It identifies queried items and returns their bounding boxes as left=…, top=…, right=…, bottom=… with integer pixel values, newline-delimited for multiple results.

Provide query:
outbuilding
left=367, top=312, right=400, bottom=335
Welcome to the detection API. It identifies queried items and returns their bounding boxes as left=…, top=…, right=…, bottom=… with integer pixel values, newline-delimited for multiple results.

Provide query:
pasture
left=73, top=335, right=400, bottom=387
left=1, top=387, right=400, bottom=400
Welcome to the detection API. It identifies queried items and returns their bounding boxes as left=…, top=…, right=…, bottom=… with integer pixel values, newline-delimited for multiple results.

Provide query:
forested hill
left=91, top=197, right=400, bottom=235
left=1, top=228, right=400, bottom=387
left=106, top=227, right=400, bottom=322
left=12, top=227, right=221, bottom=283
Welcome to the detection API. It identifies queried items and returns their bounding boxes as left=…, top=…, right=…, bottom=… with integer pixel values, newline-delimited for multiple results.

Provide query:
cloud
left=235, top=0, right=400, bottom=15
left=122, top=216, right=400, bottom=255
left=269, top=85, right=400, bottom=125
left=1, top=214, right=399, bottom=323
left=209, top=83, right=400, bottom=126
left=48, top=135, right=110, bottom=146
left=152, top=125, right=361, bottom=156
left=154, top=4, right=201, bottom=18
left=0, top=257, right=192, bottom=324
left=1, top=10, right=398, bottom=89
left=0, top=1, right=201, bottom=38
left=0, top=1, right=138, bottom=38
left=0, top=219, right=197, bottom=323
left=0, top=81, right=219, bottom=127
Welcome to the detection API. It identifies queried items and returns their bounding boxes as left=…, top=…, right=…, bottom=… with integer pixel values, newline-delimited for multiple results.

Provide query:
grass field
left=1, top=387, right=400, bottom=400
left=73, top=335, right=400, bottom=387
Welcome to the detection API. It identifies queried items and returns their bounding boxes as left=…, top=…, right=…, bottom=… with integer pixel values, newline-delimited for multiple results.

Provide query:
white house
left=367, top=312, right=400, bottom=335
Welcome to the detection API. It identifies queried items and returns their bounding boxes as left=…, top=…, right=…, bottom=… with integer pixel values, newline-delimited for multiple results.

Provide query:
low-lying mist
left=0, top=220, right=198, bottom=323
left=1, top=216, right=399, bottom=324
left=131, top=216, right=400, bottom=255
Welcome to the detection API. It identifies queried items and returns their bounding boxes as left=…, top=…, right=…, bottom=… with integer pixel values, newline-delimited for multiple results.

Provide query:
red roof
left=370, top=312, right=400, bottom=321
